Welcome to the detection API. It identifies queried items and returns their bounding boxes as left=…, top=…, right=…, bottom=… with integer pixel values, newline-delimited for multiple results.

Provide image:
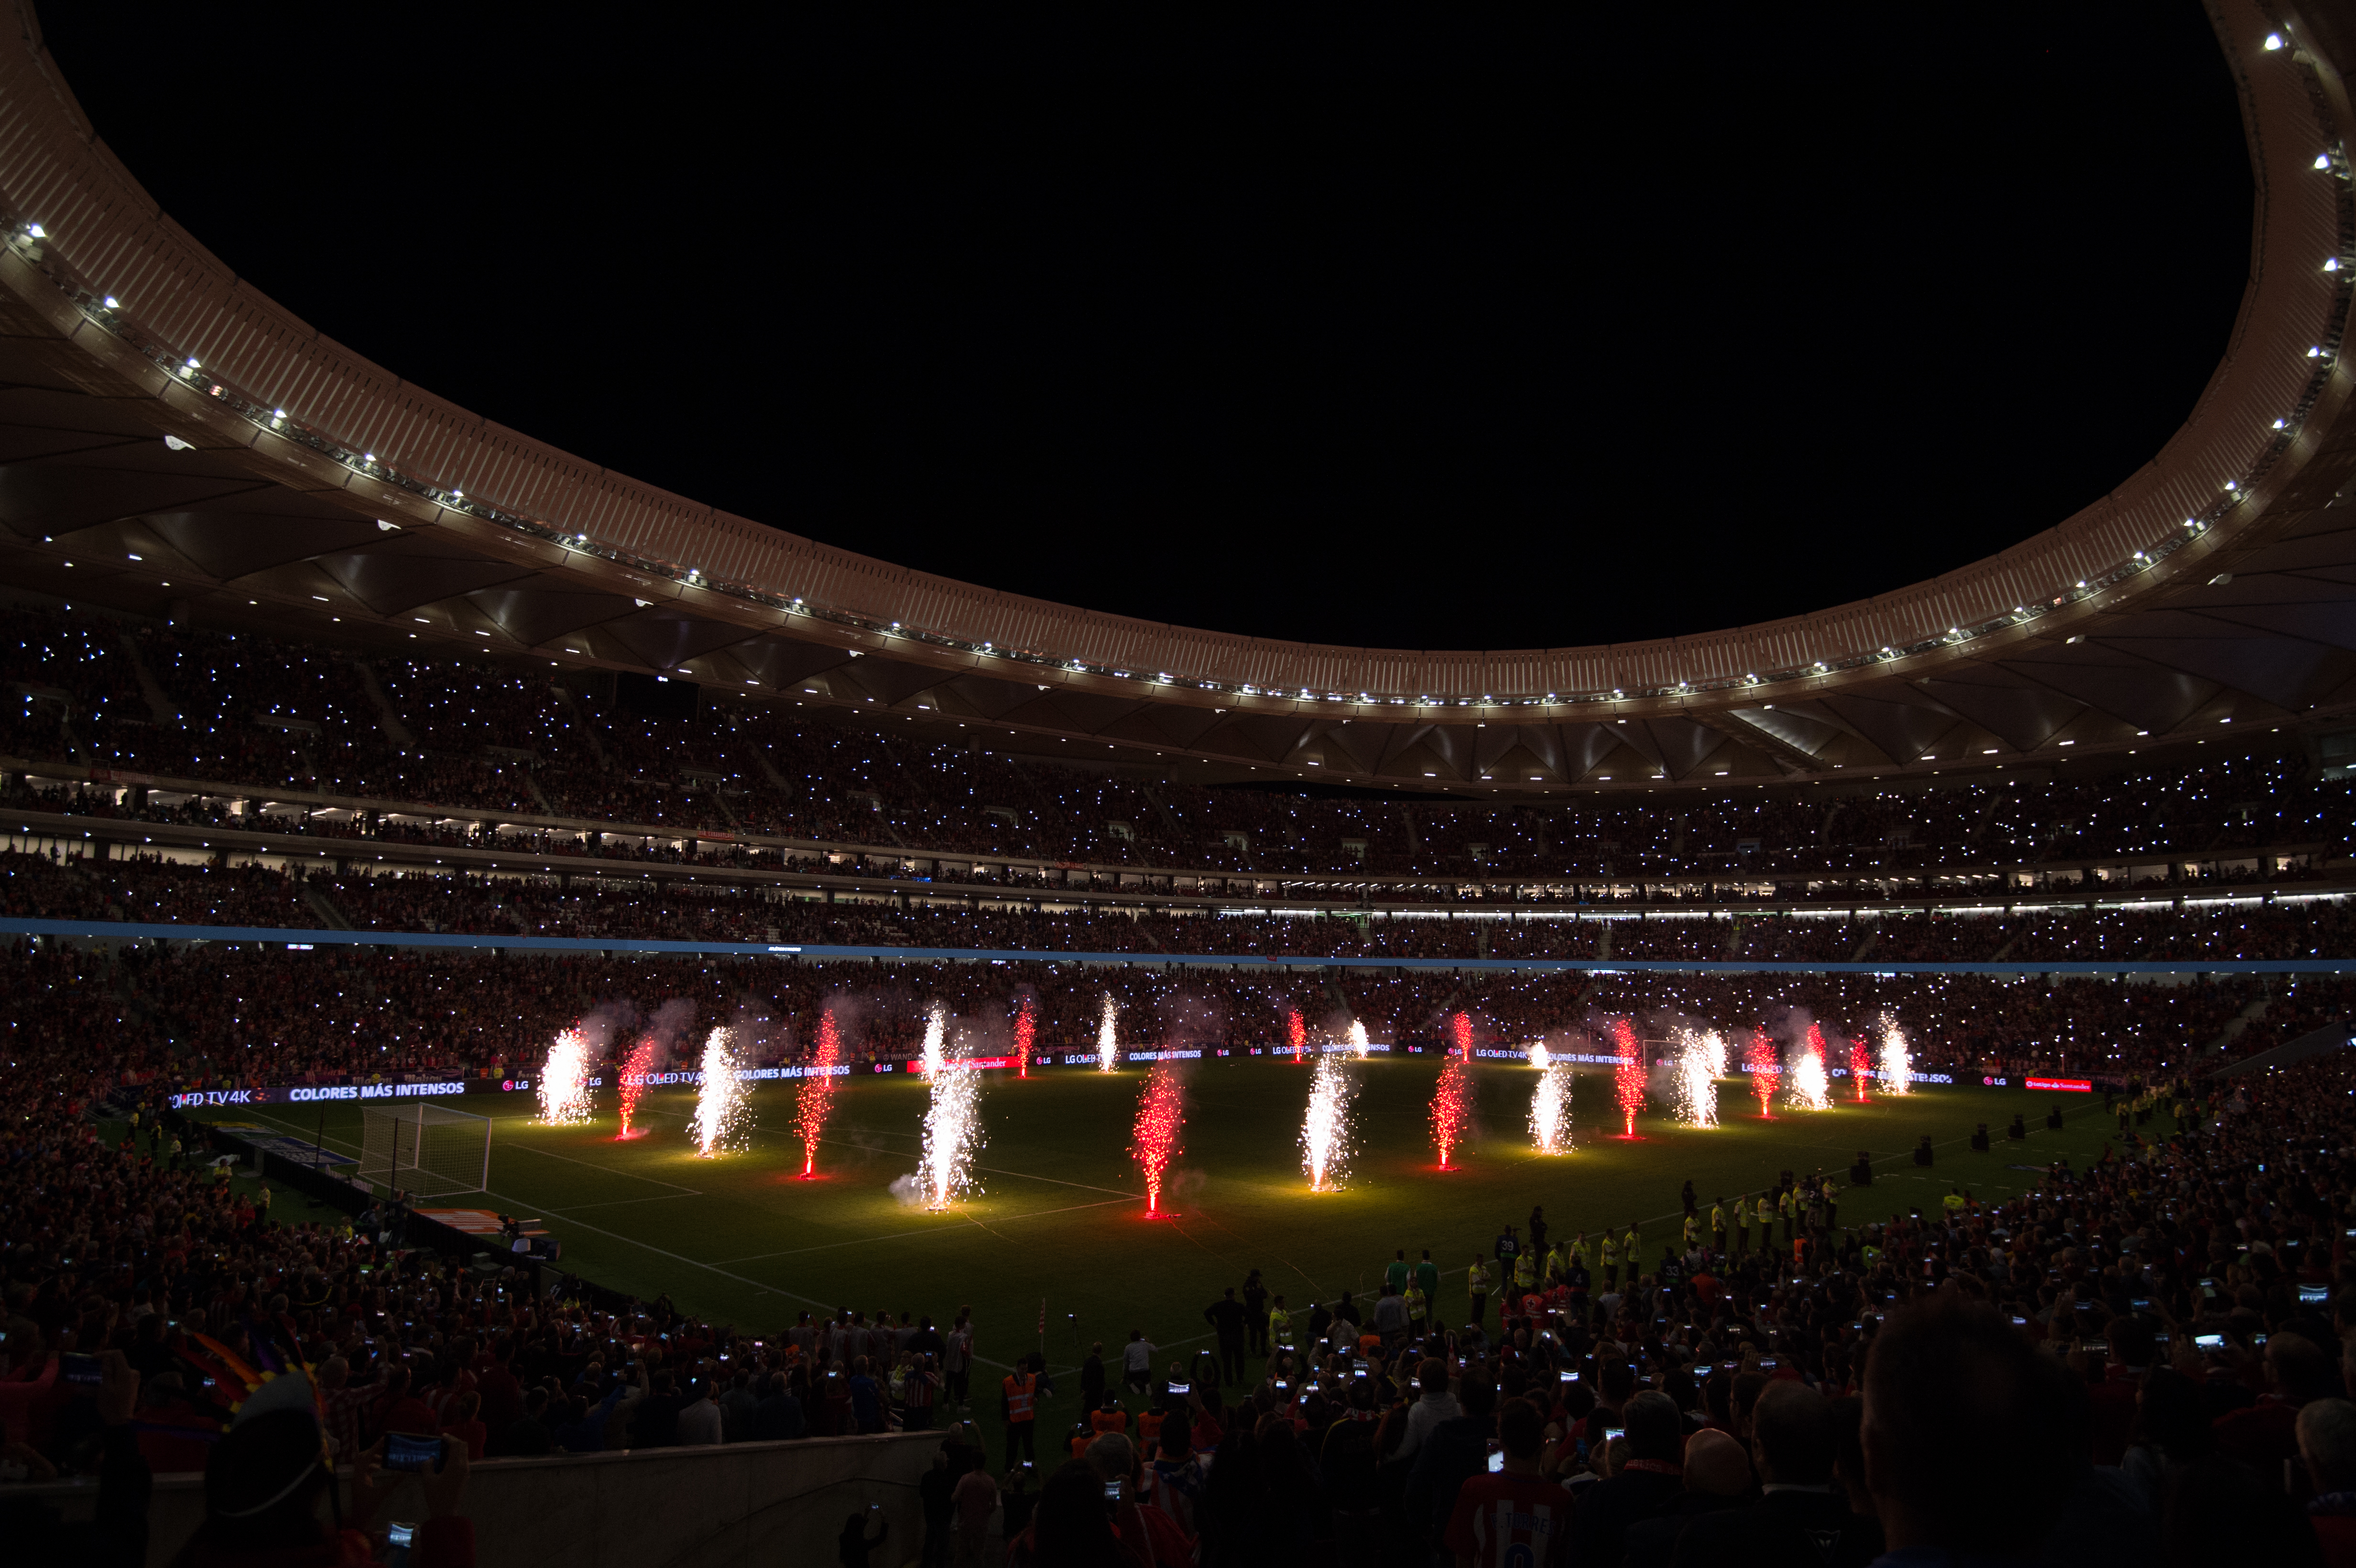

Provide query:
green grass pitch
left=201, top=1057, right=2124, bottom=1444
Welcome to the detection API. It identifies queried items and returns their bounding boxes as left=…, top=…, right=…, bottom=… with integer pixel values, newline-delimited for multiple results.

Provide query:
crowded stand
left=0, top=604, right=2349, bottom=899
left=7, top=839, right=2356, bottom=977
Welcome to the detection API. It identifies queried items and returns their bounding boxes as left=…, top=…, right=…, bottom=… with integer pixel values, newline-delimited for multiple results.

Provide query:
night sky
left=40, top=8, right=2252, bottom=651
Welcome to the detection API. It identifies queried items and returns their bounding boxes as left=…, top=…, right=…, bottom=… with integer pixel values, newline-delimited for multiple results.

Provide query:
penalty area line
left=233, top=1107, right=1079, bottom=1355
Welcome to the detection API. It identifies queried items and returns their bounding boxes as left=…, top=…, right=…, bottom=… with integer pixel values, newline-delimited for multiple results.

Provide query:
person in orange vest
left=1090, top=1392, right=1129, bottom=1443
left=1137, top=1390, right=1169, bottom=1457
left=1001, top=1358, right=1041, bottom=1470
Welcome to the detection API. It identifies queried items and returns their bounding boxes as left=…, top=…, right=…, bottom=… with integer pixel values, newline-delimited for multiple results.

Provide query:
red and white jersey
left=1443, top=1473, right=1573, bottom=1568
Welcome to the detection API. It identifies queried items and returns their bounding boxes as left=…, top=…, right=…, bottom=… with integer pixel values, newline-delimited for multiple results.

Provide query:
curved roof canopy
left=0, top=0, right=2349, bottom=793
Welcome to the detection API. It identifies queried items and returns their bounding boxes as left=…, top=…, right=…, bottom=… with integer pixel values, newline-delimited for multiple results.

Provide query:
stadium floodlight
left=24, top=223, right=42, bottom=238
left=2267, top=32, right=2284, bottom=49
left=2329, top=259, right=2343, bottom=272
left=360, top=1102, right=490, bottom=1198
left=101, top=295, right=116, bottom=307
left=162, top=434, right=192, bottom=451
left=2322, top=154, right=2335, bottom=170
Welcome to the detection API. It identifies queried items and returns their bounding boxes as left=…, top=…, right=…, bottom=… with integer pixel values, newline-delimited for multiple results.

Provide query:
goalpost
left=360, top=1102, right=491, bottom=1198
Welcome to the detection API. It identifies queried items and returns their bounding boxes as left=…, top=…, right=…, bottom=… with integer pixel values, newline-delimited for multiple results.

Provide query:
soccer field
left=200, top=1058, right=2121, bottom=1439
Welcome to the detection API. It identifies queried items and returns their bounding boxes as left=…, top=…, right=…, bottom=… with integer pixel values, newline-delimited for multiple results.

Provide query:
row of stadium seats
left=1, top=602, right=2351, bottom=883
left=6, top=845, right=2354, bottom=964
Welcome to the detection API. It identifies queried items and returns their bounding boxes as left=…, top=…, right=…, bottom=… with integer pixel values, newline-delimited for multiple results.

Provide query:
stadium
left=4, top=4, right=2356, bottom=1564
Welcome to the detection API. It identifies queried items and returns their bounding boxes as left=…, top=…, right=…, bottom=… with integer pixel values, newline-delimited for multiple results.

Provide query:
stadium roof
left=0, top=1, right=2349, bottom=795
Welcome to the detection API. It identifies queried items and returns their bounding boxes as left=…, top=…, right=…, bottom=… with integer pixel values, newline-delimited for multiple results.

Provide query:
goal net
left=360, top=1102, right=490, bottom=1198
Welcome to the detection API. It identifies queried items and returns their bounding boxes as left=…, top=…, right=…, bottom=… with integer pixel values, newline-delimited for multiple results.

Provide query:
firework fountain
left=615, top=1032, right=659, bottom=1139
left=1300, top=1056, right=1357, bottom=1191
left=1612, top=1019, right=1647, bottom=1137
left=1674, top=1031, right=1719, bottom=1128
left=1878, top=1020, right=1914, bottom=1094
left=538, top=1026, right=596, bottom=1125
left=1529, top=1043, right=1575, bottom=1154
left=1430, top=1056, right=1472, bottom=1168
left=1789, top=1024, right=1832, bottom=1111
left=1013, top=995, right=1036, bottom=1078
left=612, top=1031, right=659, bottom=1130
left=1744, top=1028, right=1778, bottom=1117
left=920, top=1044, right=985, bottom=1209
left=1130, top=1064, right=1185, bottom=1214
left=794, top=1010, right=842, bottom=1176
left=1847, top=1031, right=1874, bottom=1102
left=1347, top=1019, right=1371, bottom=1059
left=1286, top=1006, right=1306, bottom=1063
left=1097, top=996, right=1119, bottom=1072
left=1450, top=1011, right=1473, bottom=1061
left=921, top=1002, right=947, bottom=1078
left=691, top=1027, right=748, bottom=1157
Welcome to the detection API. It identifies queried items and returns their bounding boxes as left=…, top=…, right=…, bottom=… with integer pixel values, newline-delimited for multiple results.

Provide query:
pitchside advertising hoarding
left=167, top=1050, right=2101, bottom=1108
left=166, top=1062, right=852, bottom=1110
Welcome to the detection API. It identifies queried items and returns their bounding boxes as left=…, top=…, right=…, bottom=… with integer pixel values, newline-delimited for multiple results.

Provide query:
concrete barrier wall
left=19, top=1429, right=942, bottom=1568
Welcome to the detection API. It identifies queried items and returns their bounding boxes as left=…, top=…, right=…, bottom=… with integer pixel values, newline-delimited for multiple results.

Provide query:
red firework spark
left=1430, top=1058, right=1472, bottom=1168
left=1014, top=996, right=1036, bottom=1079
left=1745, top=1028, right=1778, bottom=1116
left=1449, top=1011, right=1473, bottom=1062
left=795, top=1011, right=843, bottom=1176
left=1612, top=1018, right=1645, bottom=1137
left=1847, top=1033, right=1873, bottom=1101
left=1130, top=1064, right=1185, bottom=1213
left=617, top=1035, right=657, bottom=1138
left=1286, top=1006, right=1306, bottom=1063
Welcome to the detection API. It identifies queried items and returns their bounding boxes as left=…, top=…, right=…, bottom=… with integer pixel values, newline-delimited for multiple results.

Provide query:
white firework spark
left=1700, top=1029, right=1729, bottom=1080
left=1529, top=1063, right=1575, bottom=1154
left=1789, top=1037, right=1832, bottom=1111
left=921, top=1045, right=985, bottom=1208
left=538, top=1027, right=595, bottom=1125
left=1300, top=1056, right=1357, bottom=1190
left=1879, top=1021, right=1914, bottom=1095
left=921, top=1002, right=947, bottom=1078
left=1097, top=995, right=1119, bottom=1072
left=1675, top=1033, right=1719, bottom=1128
left=1347, top=1019, right=1370, bottom=1059
left=692, top=1027, right=748, bottom=1156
